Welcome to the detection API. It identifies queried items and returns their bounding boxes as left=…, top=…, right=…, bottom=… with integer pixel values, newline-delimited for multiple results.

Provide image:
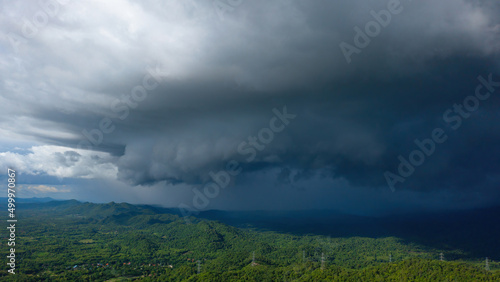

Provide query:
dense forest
left=0, top=200, right=499, bottom=281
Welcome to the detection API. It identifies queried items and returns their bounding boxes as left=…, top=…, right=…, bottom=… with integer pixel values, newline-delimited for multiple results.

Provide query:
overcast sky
left=1, top=0, right=499, bottom=215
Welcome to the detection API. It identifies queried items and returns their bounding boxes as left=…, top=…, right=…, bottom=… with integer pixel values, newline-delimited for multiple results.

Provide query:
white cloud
left=22, top=184, right=71, bottom=193
left=0, top=145, right=118, bottom=179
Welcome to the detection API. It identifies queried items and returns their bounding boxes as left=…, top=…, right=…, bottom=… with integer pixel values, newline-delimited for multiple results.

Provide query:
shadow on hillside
left=196, top=207, right=500, bottom=262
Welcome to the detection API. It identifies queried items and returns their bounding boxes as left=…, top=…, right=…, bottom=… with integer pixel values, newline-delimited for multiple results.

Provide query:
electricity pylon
left=321, top=252, right=325, bottom=270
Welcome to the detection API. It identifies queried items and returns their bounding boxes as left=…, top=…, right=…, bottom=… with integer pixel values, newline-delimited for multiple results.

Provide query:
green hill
left=0, top=201, right=498, bottom=281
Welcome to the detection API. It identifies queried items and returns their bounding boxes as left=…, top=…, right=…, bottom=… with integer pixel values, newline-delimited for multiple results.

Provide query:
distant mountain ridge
left=0, top=196, right=58, bottom=203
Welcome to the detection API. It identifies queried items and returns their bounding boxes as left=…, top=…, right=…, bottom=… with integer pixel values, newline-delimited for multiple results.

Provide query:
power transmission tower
left=321, top=253, right=325, bottom=270
left=283, top=270, right=290, bottom=282
left=389, top=253, right=392, bottom=263
left=485, top=257, right=490, bottom=271
left=440, top=253, right=444, bottom=261
left=197, top=260, right=201, bottom=274
left=252, top=251, right=255, bottom=266
left=302, top=250, right=305, bottom=263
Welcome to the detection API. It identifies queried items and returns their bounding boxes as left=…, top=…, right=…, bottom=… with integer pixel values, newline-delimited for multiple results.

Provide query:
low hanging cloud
left=22, top=184, right=71, bottom=194
left=0, top=0, right=499, bottom=212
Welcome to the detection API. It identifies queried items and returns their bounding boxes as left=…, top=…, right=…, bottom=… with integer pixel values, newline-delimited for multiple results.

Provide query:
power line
left=321, top=252, right=325, bottom=270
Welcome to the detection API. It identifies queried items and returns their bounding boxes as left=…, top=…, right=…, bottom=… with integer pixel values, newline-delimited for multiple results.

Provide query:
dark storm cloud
left=1, top=0, right=499, bottom=211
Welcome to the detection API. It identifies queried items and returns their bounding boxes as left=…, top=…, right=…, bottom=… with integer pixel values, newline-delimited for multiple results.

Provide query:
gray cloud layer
left=1, top=0, right=499, bottom=212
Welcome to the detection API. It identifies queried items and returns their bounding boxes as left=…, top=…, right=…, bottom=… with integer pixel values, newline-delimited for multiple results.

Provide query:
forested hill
left=0, top=200, right=498, bottom=281
left=196, top=206, right=500, bottom=261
